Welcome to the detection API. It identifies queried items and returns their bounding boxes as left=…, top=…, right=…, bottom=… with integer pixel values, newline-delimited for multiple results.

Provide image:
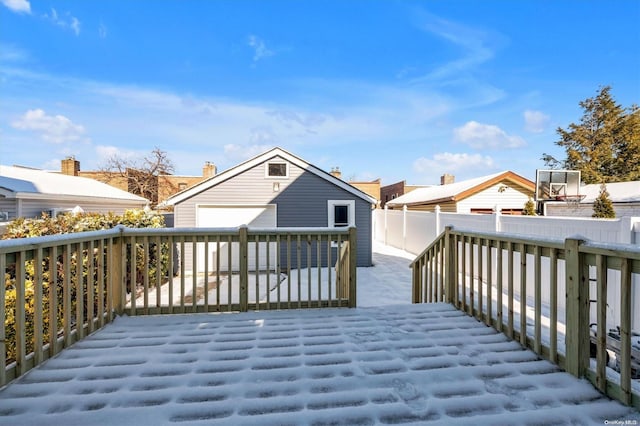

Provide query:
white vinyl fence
left=374, top=206, right=640, bottom=253
left=374, top=206, right=640, bottom=333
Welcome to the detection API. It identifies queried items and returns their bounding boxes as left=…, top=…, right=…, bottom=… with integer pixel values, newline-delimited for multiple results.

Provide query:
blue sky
left=1, top=1, right=638, bottom=185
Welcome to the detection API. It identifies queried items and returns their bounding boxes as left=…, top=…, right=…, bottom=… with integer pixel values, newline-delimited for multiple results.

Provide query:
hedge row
left=3, top=209, right=168, bottom=365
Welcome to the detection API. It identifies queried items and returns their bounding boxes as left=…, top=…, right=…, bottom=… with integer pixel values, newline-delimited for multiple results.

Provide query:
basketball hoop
left=556, top=194, right=585, bottom=209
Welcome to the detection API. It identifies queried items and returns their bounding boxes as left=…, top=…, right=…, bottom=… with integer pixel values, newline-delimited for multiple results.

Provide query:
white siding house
left=386, top=171, right=535, bottom=214
left=0, top=165, right=149, bottom=223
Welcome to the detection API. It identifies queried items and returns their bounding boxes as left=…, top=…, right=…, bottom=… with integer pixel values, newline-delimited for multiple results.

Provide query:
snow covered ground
left=0, top=243, right=638, bottom=425
left=137, top=241, right=415, bottom=308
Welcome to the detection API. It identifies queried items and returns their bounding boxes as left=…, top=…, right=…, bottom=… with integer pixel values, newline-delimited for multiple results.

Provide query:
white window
left=265, top=161, right=289, bottom=178
left=328, top=200, right=355, bottom=228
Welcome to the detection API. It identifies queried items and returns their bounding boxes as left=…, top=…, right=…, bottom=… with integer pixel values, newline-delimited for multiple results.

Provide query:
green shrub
left=3, top=209, right=168, bottom=365
left=592, top=184, right=616, bottom=218
left=523, top=198, right=537, bottom=216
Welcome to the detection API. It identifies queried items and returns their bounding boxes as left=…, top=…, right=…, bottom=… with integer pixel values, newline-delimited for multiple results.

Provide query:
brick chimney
left=203, top=161, right=217, bottom=178
left=330, top=167, right=342, bottom=179
left=440, top=173, right=455, bottom=185
left=61, top=156, right=80, bottom=176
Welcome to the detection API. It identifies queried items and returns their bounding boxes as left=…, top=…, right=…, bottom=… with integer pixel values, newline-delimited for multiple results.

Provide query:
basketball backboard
left=535, top=169, right=581, bottom=201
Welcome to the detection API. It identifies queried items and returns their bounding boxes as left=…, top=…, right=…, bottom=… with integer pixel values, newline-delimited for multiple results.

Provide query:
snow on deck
left=0, top=243, right=638, bottom=425
left=1, top=304, right=638, bottom=425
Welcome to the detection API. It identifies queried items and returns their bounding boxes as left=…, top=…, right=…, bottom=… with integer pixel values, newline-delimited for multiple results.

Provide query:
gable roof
left=0, top=165, right=149, bottom=204
left=164, top=147, right=378, bottom=206
left=386, top=171, right=535, bottom=207
left=578, top=181, right=640, bottom=203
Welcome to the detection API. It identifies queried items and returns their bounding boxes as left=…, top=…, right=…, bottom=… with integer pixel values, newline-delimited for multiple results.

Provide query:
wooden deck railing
left=411, top=226, right=640, bottom=409
left=0, top=225, right=357, bottom=386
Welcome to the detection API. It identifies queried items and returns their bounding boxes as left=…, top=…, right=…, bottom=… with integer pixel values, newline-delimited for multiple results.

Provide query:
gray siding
left=174, top=155, right=372, bottom=268
left=0, top=199, right=17, bottom=221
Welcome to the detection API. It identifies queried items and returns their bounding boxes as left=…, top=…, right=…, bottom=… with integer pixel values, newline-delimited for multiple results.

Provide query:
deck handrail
left=1, top=225, right=357, bottom=386
left=411, top=226, right=640, bottom=409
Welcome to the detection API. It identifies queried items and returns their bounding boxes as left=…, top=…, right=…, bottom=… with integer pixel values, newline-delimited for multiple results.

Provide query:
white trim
left=10, top=192, right=148, bottom=204
left=327, top=200, right=355, bottom=227
left=264, top=161, right=289, bottom=179
left=165, top=147, right=377, bottom=206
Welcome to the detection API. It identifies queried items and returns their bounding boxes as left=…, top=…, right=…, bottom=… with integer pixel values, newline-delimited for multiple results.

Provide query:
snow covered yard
left=139, top=241, right=415, bottom=309
left=0, top=243, right=638, bottom=425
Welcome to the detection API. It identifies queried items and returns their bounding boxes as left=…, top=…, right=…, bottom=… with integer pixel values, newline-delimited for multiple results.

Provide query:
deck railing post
left=239, top=225, right=249, bottom=312
left=565, top=237, right=589, bottom=377
left=444, top=226, right=456, bottom=304
left=412, top=260, right=422, bottom=303
left=111, top=227, right=125, bottom=316
left=348, top=227, right=357, bottom=308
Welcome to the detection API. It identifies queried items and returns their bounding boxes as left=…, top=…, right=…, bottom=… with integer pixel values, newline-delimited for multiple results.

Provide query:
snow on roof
left=579, top=181, right=640, bottom=203
left=387, top=171, right=533, bottom=207
left=164, top=147, right=377, bottom=206
left=0, top=165, right=148, bottom=203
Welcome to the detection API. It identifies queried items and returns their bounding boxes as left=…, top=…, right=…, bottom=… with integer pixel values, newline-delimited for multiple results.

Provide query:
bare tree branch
left=97, top=147, right=176, bottom=208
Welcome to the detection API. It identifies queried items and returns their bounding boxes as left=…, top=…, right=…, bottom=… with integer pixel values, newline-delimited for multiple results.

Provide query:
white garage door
left=196, top=205, right=277, bottom=272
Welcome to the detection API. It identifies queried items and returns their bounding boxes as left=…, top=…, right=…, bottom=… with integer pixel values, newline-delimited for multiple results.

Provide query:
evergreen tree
left=522, top=198, right=537, bottom=216
left=592, top=184, right=616, bottom=218
left=542, top=86, right=640, bottom=183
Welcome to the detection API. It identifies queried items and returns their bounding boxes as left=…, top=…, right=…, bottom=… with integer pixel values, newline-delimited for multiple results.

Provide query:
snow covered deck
left=0, top=244, right=638, bottom=425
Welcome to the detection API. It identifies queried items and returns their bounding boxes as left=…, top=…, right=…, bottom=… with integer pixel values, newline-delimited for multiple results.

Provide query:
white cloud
left=95, top=145, right=139, bottom=161
left=70, top=16, right=80, bottom=36
left=453, top=120, right=526, bottom=149
left=99, top=22, right=108, bottom=39
left=406, top=11, right=507, bottom=110
left=411, top=10, right=506, bottom=84
left=419, top=16, right=492, bottom=81
left=247, top=35, right=274, bottom=63
left=224, top=143, right=274, bottom=162
left=43, top=8, right=81, bottom=35
left=0, top=43, right=29, bottom=62
left=413, top=152, right=495, bottom=175
left=11, top=108, right=87, bottom=143
left=523, top=109, right=550, bottom=133
left=249, top=126, right=278, bottom=144
left=1, top=0, right=30, bottom=14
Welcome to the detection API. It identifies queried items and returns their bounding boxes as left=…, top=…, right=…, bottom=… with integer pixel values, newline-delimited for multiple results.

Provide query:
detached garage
left=163, top=147, right=377, bottom=271
left=196, top=204, right=277, bottom=272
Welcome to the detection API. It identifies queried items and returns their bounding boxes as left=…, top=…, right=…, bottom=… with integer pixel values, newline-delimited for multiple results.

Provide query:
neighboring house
left=59, top=157, right=216, bottom=208
left=327, top=167, right=381, bottom=207
left=386, top=171, right=535, bottom=214
left=0, top=165, right=149, bottom=223
left=380, top=180, right=432, bottom=208
left=163, top=147, right=377, bottom=270
left=348, top=180, right=381, bottom=208
left=543, top=181, right=640, bottom=217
